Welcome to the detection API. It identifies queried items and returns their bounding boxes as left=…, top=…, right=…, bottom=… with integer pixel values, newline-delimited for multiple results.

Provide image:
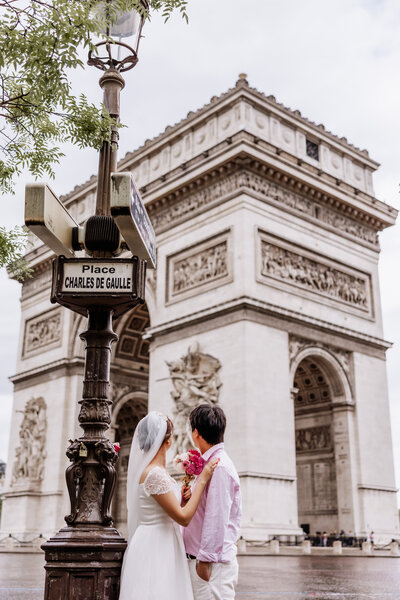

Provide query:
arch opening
left=293, top=357, right=338, bottom=538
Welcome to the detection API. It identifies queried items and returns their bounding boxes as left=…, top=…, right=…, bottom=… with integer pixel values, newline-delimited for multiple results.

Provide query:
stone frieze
left=259, top=234, right=371, bottom=312
left=23, top=308, right=62, bottom=356
left=296, top=425, right=332, bottom=452
left=150, top=169, right=378, bottom=246
left=167, top=231, right=232, bottom=303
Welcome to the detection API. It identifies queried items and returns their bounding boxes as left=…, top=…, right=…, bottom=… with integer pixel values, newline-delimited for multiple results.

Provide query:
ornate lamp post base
left=42, top=526, right=126, bottom=600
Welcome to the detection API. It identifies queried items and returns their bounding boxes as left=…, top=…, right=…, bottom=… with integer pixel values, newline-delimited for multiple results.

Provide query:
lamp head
left=89, top=0, right=148, bottom=72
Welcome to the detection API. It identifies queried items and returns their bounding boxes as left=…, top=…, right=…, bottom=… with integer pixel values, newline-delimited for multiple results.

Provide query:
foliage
left=0, top=0, right=188, bottom=275
left=0, top=226, right=32, bottom=280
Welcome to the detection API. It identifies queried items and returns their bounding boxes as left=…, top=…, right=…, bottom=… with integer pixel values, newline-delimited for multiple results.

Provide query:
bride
left=118, top=411, right=218, bottom=600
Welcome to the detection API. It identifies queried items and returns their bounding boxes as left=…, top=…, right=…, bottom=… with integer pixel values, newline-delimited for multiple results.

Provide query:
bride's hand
left=199, top=458, right=220, bottom=484
left=181, top=485, right=192, bottom=504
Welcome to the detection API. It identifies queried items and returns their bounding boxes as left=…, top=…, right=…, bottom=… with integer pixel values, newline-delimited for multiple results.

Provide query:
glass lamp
left=89, top=0, right=148, bottom=71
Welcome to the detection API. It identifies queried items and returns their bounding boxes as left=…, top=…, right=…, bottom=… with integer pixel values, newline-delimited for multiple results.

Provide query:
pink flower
left=113, top=442, right=121, bottom=453
left=174, top=449, right=205, bottom=479
left=186, top=463, right=197, bottom=475
left=173, top=453, right=189, bottom=473
left=188, top=449, right=201, bottom=458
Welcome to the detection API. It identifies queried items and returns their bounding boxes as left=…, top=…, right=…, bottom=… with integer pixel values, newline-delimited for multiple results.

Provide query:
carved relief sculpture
left=12, top=397, right=47, bottom=484
left=260, top=238, right=370, bottom=311
left=151, top=169, right=378, bottom=246
left=166, top=342, right=222, bottom=454
left=289, top=336, right=351, bottom=377
left=23, top=309, right=62, bottom=355
left=167, top=232, right=232, bottom=303
left=296, top=426, right=332, bottom=452
left=173, top=242, right=228, bottom=294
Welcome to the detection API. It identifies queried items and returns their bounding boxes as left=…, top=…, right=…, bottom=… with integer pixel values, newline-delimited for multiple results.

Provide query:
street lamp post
left=41, top=3, right=149, bottom=599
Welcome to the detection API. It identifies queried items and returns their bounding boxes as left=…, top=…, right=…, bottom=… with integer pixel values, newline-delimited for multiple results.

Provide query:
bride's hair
left=163, top=417, right=174, bottom=444
left=137, top=413, right=173, bottom=452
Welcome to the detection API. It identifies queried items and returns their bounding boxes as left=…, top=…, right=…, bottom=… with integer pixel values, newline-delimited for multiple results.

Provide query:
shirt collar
left=202, top=443, right=224, bottom=461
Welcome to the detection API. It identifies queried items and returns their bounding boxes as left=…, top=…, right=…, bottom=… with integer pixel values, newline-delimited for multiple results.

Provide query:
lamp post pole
left=41, top=5, right=147, bottom=599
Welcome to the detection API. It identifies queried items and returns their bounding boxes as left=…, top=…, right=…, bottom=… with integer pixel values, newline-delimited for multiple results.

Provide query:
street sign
left=25, top=183, right=78, bottom=257
left=110, top=172, right=156, bottom=268
left=61, top=260, right=134, bottom=293
left=51, top=256, right=146, bottom=317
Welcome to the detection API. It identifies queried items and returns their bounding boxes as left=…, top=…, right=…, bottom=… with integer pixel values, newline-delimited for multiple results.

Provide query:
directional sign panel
left=51, top=256, right=147, bottom=317
left=110, top=172, right=156, bottom=268
left=61, top=260, right=134, bottom=293
left=25, top=183, right=78, bottom=257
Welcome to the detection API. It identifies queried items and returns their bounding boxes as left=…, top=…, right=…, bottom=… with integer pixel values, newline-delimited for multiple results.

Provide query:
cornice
left=145, top=152, right=387, bottom=247
left=60, top=76, right=382, bottom=206
left=141, top=135, right=395, bottom=228
left=357, top=484, right=398, bottom=493
left=144, top=295, right=392, bottom=353
left=10, top=357, right=84, bottom=387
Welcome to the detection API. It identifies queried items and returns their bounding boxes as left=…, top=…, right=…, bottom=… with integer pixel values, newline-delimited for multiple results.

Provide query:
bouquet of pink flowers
left=173, top=449, right=205, bottom=487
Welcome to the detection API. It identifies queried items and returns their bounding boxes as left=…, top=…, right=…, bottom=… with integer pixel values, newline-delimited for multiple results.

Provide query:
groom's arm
left=197, top=466, right=234, bottom=564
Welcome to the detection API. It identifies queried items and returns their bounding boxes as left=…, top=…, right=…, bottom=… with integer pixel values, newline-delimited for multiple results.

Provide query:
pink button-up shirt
left=183, top=443, right=242, bottom=563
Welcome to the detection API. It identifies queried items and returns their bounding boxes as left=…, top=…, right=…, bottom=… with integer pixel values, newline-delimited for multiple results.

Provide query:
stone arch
left=290, top=346, right=354, bottom=538
left=290, top=346, right=353, bottom=407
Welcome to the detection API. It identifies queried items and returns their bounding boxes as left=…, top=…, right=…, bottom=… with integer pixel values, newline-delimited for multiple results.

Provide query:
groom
left=183, top=405, right=242, bottom=600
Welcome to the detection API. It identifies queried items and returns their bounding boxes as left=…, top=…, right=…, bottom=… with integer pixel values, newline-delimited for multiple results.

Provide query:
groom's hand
left=196, top=561, right=211, bottom=582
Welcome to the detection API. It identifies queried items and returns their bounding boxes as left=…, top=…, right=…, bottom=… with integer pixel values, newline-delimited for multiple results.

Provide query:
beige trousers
left=188, top=558, right=238, bottom=600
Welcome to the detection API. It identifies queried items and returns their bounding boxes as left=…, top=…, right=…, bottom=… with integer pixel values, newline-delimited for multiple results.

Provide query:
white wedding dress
left=119, top=466, right=194, bottom=600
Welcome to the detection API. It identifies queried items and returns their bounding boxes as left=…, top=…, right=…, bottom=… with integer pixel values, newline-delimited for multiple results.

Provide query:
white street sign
left=110, top=172, right=156, bottom=268
left=61, top=261, right=134, bottom=293
left=25, top=183, right=78, bottom=257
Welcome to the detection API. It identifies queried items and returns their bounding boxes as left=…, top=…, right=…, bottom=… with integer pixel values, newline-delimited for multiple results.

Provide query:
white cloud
left=0, top=0, right=399, bottom=501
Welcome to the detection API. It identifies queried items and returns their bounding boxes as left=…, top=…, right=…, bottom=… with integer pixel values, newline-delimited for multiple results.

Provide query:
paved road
left=1, top=553, right=400, bottom=599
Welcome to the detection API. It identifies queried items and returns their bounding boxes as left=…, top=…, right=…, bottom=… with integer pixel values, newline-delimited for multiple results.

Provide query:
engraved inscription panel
left=297, top=463, right=313, bottom=514
left=167, top=231, right=232, bottom=303
left=314, top=462, right=336, bottom=511
left=258, top=232, right=371, bottom=314
left=23, top=309, right=62, bottom=356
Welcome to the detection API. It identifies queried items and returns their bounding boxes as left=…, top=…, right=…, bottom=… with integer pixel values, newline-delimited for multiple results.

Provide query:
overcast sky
left=1, top=0, right=399, bottom=502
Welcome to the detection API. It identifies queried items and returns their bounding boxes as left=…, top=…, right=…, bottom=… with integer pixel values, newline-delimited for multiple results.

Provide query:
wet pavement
left=237, top=555, right=400, bottom=599
left=0, top=552, right=399, bottom=599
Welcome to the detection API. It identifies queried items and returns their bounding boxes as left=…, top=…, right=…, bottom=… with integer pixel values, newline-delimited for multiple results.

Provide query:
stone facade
left=1, top=76, right=399, bottom=543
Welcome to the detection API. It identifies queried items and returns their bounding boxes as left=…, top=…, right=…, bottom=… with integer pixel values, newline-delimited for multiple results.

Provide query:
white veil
left=126, top=411, right=168, bottom=542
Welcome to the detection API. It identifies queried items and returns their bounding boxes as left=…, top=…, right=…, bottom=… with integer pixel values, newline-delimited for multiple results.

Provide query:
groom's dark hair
left=190, top=405, right=226, bottom=445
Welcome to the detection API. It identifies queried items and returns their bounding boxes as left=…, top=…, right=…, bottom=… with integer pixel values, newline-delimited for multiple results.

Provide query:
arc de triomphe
left=1, top=75, right=399, bottom=543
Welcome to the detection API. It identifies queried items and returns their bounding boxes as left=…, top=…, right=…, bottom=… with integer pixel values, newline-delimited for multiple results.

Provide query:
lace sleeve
left=143, top=467, right=173, bottom=496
